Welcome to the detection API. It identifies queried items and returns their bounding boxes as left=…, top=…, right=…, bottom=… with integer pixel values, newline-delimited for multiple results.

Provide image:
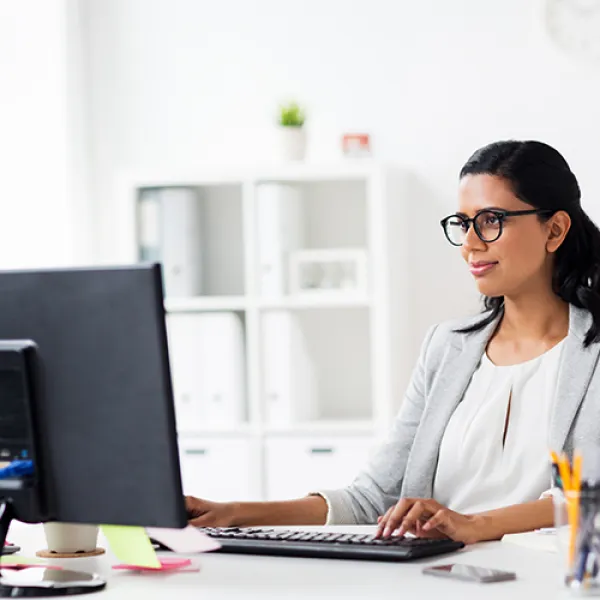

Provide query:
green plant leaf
left=278, top=102, right=305, bottom=127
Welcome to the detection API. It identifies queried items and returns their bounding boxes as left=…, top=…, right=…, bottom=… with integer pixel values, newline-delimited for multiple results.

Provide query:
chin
left=473, top=279, right=504, bottom=298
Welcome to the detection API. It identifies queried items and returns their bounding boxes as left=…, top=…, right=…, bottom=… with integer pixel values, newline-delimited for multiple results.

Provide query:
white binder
left=159, top=187, right=203, bottom=297
left=138, top=187, right=203, bottom=297
left=262, top=311, right=318, bottom=425
left=167, top=313, right=246, bottom=430
left=256, top=184, right=304, bottom=296
left=137, top=189, right=161, bottom=263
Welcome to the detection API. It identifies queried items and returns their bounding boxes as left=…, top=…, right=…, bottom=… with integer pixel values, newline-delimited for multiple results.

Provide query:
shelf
left=264, top=420, right=376, bottom=436
left=259, top=294, right=372, bottom=310
left=165, top=295, right=370, bottom=312
left=177, top=424, right=259, bottom=438
left=254, top=161, right=383, bottom=183
left=123, top=161, right=388, bottom=189
left=165, top=296, right=247, bottom=312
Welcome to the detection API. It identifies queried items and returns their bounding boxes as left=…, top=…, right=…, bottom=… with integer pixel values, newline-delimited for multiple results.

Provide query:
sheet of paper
left=146, top=525, right=221, bottom=553
left=100, top=525, right=160, bottom=568
left=501, top=530, right=557, bottom=553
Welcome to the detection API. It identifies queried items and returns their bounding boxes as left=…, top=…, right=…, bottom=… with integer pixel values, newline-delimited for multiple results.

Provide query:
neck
left=500, top=287, right=569, bottom=341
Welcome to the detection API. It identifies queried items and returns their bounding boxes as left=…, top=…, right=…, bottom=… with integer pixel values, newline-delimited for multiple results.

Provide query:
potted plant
left=277, top=102, right=306, bottom=161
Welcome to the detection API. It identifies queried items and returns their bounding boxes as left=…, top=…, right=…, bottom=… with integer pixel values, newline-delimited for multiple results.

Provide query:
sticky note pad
left=100, top=525, right=160, bottom=569
left=112, top=557, right=198, bottom=572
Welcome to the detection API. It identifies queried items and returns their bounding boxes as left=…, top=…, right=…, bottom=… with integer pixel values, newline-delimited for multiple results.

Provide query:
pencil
left=558, top=454, right=572, bottom=493
left=569, top=452, right=583, bottom=570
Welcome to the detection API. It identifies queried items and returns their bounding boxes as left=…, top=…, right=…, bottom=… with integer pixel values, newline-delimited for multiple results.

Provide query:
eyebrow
left=456, top=207, right=505, bottom=217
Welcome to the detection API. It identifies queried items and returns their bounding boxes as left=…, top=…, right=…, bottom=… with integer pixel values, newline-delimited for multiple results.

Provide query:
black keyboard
left=154, top=527, right=464, bottom=562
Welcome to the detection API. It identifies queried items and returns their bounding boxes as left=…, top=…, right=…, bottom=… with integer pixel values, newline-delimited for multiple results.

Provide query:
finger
left=375, top=506, right=394, bottom=538
left=188, top=512, right=216, bottom=527
left=383, top=499, right=415, bottom=537
left=422, top=509, right=453, bottom=537
left=397, top=501, right=430, bottom=536
left=185, top=496, right=209, bottom=518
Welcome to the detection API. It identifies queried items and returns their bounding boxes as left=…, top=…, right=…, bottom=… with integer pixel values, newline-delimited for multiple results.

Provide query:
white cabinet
left=114, top=163, right=410, bottom=500
left=264, top=435, right=377, bottom=500
left=178, top=437, right=259, bottom=501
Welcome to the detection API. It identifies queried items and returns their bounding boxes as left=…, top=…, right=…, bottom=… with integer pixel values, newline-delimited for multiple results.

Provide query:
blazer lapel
left=549, top=306, right=600, bottom=453
left=401, top=315, right=500, bottom=498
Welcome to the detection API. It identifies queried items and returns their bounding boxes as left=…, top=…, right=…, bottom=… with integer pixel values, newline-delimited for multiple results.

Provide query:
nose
left=461, top=222, right=486, bottom=255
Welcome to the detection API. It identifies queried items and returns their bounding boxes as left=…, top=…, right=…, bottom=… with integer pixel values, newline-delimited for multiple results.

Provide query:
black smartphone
left=2, top=543, right=21, bottom=555
left=423, top=564, right=516, bottom=583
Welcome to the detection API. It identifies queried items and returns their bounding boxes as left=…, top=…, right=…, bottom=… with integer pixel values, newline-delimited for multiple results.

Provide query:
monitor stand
left=0, top=500, right=106, bottom=596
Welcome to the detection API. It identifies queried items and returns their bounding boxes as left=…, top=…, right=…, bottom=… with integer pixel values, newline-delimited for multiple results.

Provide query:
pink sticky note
left=112, top=557, right=199, bottom=572
left=146, top=526, right=220, bottom=553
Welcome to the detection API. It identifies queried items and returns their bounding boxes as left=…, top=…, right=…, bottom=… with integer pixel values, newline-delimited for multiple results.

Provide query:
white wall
left=83, top=0, right=600, bottom=341
left=0, top=0, right=91, bottom=268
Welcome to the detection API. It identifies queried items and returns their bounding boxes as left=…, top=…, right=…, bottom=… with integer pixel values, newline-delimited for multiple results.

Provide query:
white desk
left=8, top=523, right=574, bottom=599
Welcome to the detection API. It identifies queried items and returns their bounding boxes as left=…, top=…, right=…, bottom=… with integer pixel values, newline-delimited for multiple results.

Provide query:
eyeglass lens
left=444, top=211, right=502, bottom=245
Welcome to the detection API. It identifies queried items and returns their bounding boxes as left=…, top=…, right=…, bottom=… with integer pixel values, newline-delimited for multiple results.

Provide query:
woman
left=186, top=140, right=600, bottom=544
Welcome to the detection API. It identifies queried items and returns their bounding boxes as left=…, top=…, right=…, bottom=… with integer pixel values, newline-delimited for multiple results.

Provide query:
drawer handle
left=309, top=447, right=334, bottom=455
left=185, top=449, right=208, bottom=456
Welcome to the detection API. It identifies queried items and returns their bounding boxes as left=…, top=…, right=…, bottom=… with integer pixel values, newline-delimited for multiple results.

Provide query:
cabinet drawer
left=264, top=435, right=375, bottom=500
left=179, top=438, right=258, bottom=501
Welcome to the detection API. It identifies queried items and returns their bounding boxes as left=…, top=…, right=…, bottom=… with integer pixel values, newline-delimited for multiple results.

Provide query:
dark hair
left=458, top=140, right=600, bottom=346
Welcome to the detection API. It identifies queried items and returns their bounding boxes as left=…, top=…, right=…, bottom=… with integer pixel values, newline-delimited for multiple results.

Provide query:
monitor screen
left=0, top=368, right=31, bottom=462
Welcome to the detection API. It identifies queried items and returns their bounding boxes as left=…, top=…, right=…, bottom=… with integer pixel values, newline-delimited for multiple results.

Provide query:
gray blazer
left=319, top=304, right=600, bottom=524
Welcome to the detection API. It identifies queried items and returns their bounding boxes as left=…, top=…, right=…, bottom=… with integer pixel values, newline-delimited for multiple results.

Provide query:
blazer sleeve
left=309, top=324, right=438, bottom=524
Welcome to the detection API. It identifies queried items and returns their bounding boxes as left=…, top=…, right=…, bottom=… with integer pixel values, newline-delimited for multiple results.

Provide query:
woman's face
left=457, top=174, right=555, bottom=299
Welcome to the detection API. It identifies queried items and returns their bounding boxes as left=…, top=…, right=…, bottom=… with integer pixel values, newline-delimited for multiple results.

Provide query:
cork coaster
left=36, top=547, right=106, bottom=559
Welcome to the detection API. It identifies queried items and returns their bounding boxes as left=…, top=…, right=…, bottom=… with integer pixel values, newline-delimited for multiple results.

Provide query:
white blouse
left=433, top=339, right=565, bottom=515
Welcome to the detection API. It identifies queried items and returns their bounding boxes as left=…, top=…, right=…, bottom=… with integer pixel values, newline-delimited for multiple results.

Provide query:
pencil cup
left=554, top=488, right=600, bottom=594
left=40, top=522, right=104, bottom=558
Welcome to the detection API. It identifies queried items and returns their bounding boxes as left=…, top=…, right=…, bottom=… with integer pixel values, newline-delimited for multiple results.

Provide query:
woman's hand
left=185, top=496, right=239, bottom=527
left=375, top=497, right=482, bottom=545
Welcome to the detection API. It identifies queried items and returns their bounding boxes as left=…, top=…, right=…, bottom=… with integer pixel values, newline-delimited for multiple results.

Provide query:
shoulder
left=423, top=311, right=490, bottom=356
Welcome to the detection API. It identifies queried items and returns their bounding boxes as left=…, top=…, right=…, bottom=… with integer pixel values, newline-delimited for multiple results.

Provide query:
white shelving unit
left=111, top=162, right=411, bottom=502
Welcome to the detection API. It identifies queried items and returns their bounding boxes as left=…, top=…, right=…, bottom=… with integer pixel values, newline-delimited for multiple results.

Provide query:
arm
left=314, top=325, right=438, bottom=525
left=233, top=496, right=328, bottom=527
left=375, top=496, right=554, bottom=544
left=472, top=497, right=554, bottom=541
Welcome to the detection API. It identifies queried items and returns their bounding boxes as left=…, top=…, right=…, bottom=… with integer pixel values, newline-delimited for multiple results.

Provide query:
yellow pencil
left=572, top=452, right=582, bottom=493
left=558, top=454, right=572, bottom=493
left=568, top=452, right=583, bottom=569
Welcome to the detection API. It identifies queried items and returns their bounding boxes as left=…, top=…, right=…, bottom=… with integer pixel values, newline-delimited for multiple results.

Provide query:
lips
left=469, top=261, right=498, bottom=277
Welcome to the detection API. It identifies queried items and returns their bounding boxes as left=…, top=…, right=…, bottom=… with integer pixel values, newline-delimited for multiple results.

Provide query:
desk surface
left=8, top=523, right=572, bottom=599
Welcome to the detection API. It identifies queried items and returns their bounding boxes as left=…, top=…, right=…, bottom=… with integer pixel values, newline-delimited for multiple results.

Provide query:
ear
left=546, top=211, right=571, bottom=253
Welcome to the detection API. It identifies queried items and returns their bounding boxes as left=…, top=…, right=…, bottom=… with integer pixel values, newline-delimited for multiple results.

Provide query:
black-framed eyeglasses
left=440, top=208, right=553, bottom=247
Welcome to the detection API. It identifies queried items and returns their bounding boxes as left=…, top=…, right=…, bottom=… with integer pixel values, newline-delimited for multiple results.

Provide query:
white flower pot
left=43, top=522, right=99, bottom=553
left=277, top=126, right=307, bottom=161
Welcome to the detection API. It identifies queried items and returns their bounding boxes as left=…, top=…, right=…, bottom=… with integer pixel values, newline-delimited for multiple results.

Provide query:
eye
left=446, top=216, right=468, bottom=230
left=482, top=213, right=500, bottom=226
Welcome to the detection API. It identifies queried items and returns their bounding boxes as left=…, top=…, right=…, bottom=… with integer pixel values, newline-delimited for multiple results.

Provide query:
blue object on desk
left=0, top=460, right=33, bottom=479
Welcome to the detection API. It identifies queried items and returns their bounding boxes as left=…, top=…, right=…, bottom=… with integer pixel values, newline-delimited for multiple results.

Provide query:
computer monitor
left=0, top=264, right=187, bottom=529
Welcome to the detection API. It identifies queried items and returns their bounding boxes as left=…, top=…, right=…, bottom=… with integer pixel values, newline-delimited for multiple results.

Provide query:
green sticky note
left=100, top=525, right=160, bottom=569
left=0, top=556, right=46, bottom=565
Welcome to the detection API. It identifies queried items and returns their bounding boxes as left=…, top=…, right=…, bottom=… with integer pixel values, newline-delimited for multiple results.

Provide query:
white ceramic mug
left=43, top=522, right=99, bottom=553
